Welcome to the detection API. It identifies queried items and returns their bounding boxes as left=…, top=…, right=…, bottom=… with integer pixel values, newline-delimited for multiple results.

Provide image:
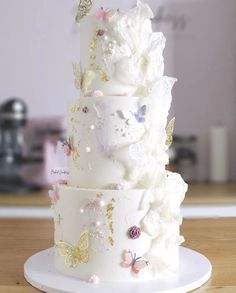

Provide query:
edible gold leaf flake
left=166, top=117, right=176, bottom=147
left=75, top=0, right=94, bottom=23
left=96, top=193, right=103, bottom=199
left=55, top=230, right=89, bottom=267
left=106, top=203, right=114, bottom=220
left=90, top=55, right=96, bottom=61
left=70, top=105, right=81, bottom=113
left=109, top=222, right=114, bottom=234
left=105, top=199, right=116, bottom=246
left=90, top=64, right=110, bottom=82
left=108, top=236, right=114, bottom=246
left=90, top=36, right=97, bottom=52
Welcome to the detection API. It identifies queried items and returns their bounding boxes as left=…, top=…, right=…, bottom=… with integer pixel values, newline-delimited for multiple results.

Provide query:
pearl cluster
left=105, top=39, right=117, bottom=55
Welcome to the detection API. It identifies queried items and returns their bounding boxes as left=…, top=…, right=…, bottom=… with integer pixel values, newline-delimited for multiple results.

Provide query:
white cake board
left=24, top=247, right=212, bottom=293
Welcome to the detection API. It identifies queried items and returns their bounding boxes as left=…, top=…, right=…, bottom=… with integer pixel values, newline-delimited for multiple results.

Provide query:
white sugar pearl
left=80, top=208, right=84, bottom=214
left=99, top=200, right=105, bottom=207
left=95, top=221, right=101, bottom=227
left=86, top=146, right=91, bottom=153
left=90, top=125, right=95, bottom=130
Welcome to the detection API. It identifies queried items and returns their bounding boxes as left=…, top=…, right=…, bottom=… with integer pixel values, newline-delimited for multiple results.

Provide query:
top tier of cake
left=78, top=0, right=166, bottom=97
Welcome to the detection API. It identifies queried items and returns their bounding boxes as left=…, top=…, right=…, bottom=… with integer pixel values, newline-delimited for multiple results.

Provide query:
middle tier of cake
left=67, top=79, right=175, bottom=189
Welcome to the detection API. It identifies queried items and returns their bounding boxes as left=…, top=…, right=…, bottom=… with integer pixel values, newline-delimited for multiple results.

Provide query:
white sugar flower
left=101, top=0, right=165, bottom=92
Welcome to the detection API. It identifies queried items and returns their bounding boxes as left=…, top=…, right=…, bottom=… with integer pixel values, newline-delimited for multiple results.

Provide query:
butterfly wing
left=134, top=105, right=147, bottom=123
left=78, top=230, right=89, bottom=263
left=139, top=105, right=147, bottom=116
left=132, top=259, right=149, bottom=274
left=55, top=241, right=78, bottom=268
left=69, top=136, right=80, bottom=163
left=122, top=250, right=133, bottom=268
left=76, top=0, right=94, bottom=23
left=134, top=113, right=145, bottom=123
left=117, top=110, right=136, bottom=125
left=81, top=70, right=96, bottom=92
left=166, top=117, right=176, bottom=147
left=72, top=62, right=82, bottom=90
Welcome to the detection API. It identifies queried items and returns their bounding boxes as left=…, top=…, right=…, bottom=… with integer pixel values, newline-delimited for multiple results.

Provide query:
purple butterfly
left=118, top=105, right=147, bottom=125
left=134, top=105, right=147, bottom=123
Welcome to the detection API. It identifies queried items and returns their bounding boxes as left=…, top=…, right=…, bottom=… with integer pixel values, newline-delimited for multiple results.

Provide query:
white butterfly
left=117, top=110, right=136, bottom=125
left=117, top=105, right=147, bottom=125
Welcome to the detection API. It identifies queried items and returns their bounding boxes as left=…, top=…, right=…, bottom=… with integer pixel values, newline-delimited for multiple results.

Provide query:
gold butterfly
left=72, top=62, right=95, bottom=92
left=55, top=230, right=89, bottom=268
left=166, top=117, right=176, bottom=147
left=67, top=136, right=80, bottom=164
left=75, top=0, right=94, bottom=23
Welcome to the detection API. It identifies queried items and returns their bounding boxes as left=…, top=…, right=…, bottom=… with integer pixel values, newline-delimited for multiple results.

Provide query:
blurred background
left=0, top=0, right=235, bottom=217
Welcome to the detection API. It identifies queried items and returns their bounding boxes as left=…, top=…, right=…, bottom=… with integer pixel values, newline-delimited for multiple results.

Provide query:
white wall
left=150, top=0, right=236, bottom=181
left=0, top=0, right=236, bottom=180
left=0, top=0, right=136, bottom=117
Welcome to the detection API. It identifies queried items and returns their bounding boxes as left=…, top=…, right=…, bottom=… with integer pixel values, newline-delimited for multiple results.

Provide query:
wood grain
left=0, top=217, right=235, bottom=292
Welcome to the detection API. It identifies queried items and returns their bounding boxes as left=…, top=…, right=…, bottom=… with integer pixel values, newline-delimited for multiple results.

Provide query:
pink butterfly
left=48, top=187, right=59, bottom=205
left=62, top=138, right=72, bottom=156
left=95, top=7, right=111, bottom=22
left=122, top=250, right=149, bottom=274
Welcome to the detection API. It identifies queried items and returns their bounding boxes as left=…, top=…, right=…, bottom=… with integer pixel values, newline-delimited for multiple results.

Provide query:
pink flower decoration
left=95, top=7, right=111, bottom=22
left=128, top=226, right=141, bottom=239
left=96, top=29, right=105, bottom=37
left=48, top=187, right=59, bottom=205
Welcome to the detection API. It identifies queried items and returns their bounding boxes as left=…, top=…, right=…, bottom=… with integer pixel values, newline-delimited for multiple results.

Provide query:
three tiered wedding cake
left=49, top=0, right=187, bottom=283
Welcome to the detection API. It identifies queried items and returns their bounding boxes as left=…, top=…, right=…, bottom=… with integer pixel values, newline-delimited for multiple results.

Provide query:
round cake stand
left=24, top=247, right=212, bottom=293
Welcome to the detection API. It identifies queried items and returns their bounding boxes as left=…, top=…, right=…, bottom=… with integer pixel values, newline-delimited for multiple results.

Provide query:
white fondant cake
left=49, top=0, right=188, bottom=283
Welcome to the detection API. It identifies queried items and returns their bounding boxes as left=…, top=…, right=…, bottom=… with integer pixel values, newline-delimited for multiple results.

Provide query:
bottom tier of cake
left=53, top=172, right=187, bottom=282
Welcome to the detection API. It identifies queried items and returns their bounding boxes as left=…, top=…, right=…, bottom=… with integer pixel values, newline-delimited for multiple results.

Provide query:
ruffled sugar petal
left=95, top=1, right=166, bottom=93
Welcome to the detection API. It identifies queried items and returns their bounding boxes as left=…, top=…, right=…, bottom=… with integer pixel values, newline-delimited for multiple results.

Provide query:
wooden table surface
left=0, top=217, right=235, bottom=292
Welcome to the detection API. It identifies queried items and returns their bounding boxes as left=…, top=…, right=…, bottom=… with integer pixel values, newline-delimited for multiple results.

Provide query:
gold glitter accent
left=75, top=0, right=94, bottom=23
left=166, top=117, right=175, bottom=147
left=108, top=236, right=114, bottom=246
left=90, top=64, right=110, bottom=82
left=106, top=203, right=114, bottom=220
left=106, top=198, right=116, bottom=246
left=90, top=55, right=96, bottom=61
left=96, top=193, right=103, bottom=199
left=70, top=104, right=81, bottom=113
left=109, top=222, right=114, bottom=234
left=55, top=230, right=89, bottom=267
left=90, top=36, right=97, bottom=52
